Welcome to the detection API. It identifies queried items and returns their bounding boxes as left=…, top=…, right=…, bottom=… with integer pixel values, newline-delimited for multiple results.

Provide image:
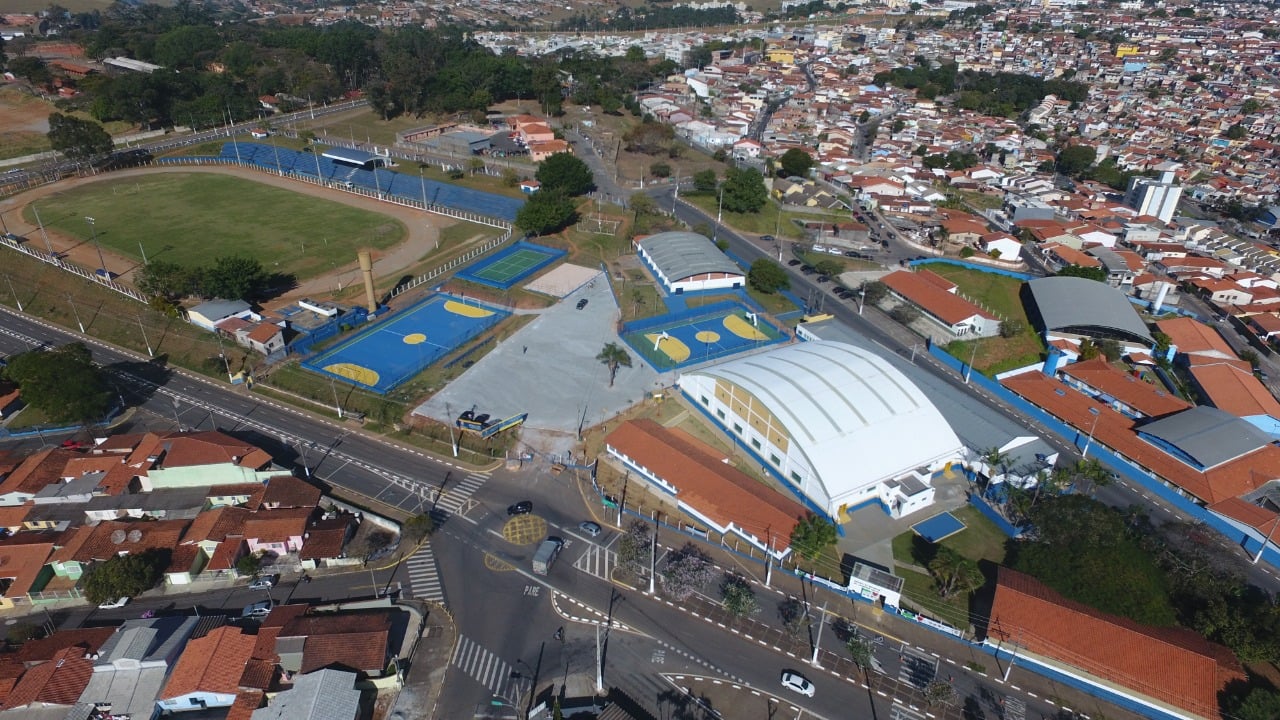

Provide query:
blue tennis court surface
left=156, top=142, right=525, bottom=222
left=911, top=511, right=967, bottom=543
left=302, top=294, right=508, bottom=393
left=455, top=240, right=566, bottom=289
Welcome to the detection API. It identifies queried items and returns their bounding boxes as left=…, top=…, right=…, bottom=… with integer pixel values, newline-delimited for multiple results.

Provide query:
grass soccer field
left=23, top=173, right=406, bottom=281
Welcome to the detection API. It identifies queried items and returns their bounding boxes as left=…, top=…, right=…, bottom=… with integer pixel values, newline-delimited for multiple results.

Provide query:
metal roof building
left=677, top=340, right=965, bottom=521
left=635, top=231, right=744, bottom=294
left=1027, top=276, right=1154, bottom=345
left=321, top=147, right=386, bottom=169
left=1137, top=405, right=1274, bottom=470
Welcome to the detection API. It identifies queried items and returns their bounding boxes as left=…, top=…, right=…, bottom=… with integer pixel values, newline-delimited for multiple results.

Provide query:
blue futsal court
left=910, top=511, right=967, bottom=543
left=156, top=142, right=526, bottom=222
left=302, top=294, right=507, bottom=393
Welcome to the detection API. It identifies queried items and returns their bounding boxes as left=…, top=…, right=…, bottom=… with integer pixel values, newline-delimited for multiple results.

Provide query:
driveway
left=412, top=275, right=673, bottom=455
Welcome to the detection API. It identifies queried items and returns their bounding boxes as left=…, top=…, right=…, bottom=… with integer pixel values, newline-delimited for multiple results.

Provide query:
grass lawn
left=953, top=189, right=1004, bottom=211
left=24, top=173, right=406, bottom=281
left=925, top=264, right=1045, bottom=375
left=889, top=505, right=1010, bottom=627
left=684, top=195, right=839, bottom=240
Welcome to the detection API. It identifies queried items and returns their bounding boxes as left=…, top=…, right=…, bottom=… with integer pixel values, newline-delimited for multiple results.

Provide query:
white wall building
left=1124, top=170, right=1183, bottom=224
left=677, top=341, right=966, bottom=521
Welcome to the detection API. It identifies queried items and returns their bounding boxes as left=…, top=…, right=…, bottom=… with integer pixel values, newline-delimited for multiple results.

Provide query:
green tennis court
left=475, top=249, right=548, bottom=283
left=456, top=240, right=567, bottom=290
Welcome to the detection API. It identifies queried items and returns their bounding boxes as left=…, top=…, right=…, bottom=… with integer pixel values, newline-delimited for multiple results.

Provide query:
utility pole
left=329, top=377, right=345, bottom=419
left=66, top=294, right=85, bottom=333
left=810, top=599, right=829, bottom=667
left=137, top=316, right=153, bottom=357
left=648, top=510, right=658, bottom=595
left=5, top=275, right=22, bottom=312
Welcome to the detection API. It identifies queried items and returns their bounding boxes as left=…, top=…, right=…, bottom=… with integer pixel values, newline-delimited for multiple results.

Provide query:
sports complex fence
left=0, top=232, right=147, bottom=304
left=387, top=228, right=514, bottom=301
left=152, top=155, right=515, bottom=229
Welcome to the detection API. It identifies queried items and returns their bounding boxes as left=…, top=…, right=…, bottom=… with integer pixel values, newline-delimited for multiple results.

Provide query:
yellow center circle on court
left=695, top=330, right=720, bottom=343
left=403, top=333, right=427, bottom=345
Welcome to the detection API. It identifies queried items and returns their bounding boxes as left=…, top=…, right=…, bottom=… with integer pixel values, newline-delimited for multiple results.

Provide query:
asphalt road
left=0, top=306, right=460, bottom=518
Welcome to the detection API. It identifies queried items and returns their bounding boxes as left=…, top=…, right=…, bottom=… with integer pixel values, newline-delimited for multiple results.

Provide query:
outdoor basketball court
left=910, top=511, right=967, bottom=543
left=455, top=240, right=566, bottom=290
left=302, top=294, right=508, bottom=393
left=622, top=300, right=787, bottom=371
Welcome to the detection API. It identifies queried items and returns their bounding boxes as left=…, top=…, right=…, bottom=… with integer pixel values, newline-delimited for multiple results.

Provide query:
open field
left=0, top=86, right=133, bottom=161
left=684, top=195, right=841, bottom=240
left=23, top=173, right=406, bottom=281
left=926, top=264, right=1045, bottom=375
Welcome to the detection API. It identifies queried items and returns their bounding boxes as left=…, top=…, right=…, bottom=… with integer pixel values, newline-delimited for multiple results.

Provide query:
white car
left=242, top=600, right=273, bottom=619
left=780, top=671, right=815, bottom=697
left=97, top=596, right=129, bottom=610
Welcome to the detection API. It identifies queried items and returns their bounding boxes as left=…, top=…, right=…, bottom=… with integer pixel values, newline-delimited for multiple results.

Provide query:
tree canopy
left=789, top=513, right=836, bottom=561
left=872, top=63, right=1087, bottom=117
left=83, top=549, right=169, bottom=605
left=5, top=342, right=114, bottom=423
left=747, top=259, right=789, bottom=294
left=1056, top=264, right=1108, bottom=283
left=535, top=152, right=595, bottom=197
left=1056, top=144, right=1097, bottom=176
left=47, top=112, right=113, bottom=162
left=778, top=148, right=814, bottom=178
left=721, top=167, right=768, bottom=214
left=516, top=190, right=578, bottom=236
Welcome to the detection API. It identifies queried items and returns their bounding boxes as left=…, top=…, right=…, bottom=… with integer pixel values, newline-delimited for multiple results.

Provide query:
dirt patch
left=0, top=165, right=482, bottom=310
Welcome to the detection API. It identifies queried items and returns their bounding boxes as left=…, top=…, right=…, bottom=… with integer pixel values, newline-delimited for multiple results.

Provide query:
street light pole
left=137, top=316, right=153, bottom=357
left=66, top=293, right=85, bottom=333
left=858, top=289, right=866, bottom=315
left=810, top=599, right=829, bottom=667
left=5, top=275, right=22, bottom=312
left=648, top=510, right=658, bottom=595
left=964, top=339, right=979, bottom=384
left=1082, top=407, right=1101, bottom=458
left=84, top=216, right=108, bottom=275
left=1253, top=515, right=1279, bottom=565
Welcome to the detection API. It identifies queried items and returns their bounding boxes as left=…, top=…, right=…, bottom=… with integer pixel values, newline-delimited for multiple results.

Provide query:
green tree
left=789, top=513, right=837, bottom=561
left=720, top=167, right=768, bottom=214
left=203, top=255, right=271, bottom=301
left=778, top=597, right=809, bottom=637
left=235, top=552, right=263, bottom=577
left=998, top=318, right=1025, bottom=338
left=153, top=25, right=222, bottom=70
left=403, top=513, right=435, bottom=543
left=5, top=342, right=113, bottom=423
left=747, top=258, right=789, bottom=294
left=1231, top=688, right=1280, bottom=720
left=778, top=148, right=815, bottom=178
left=630, top=192, right=658, bottom=217
left=596, top=342, right=632, bottom=387
left=7, top=56, right=50, bottom=85
left=1224, top=124, right=1247, bottom=140
left=846, top=637, right=873, bottom=674
left=535, top=152, right=595, bottom=196
left=137, top=260, right=197, bottom=300
left=1056, top=264, right=1108, bottom=282
left=813, top=258, right=844, bottom=278
left=860, top=280, right=888, bottom=304
left=516, top=190, right=578, bottom=236
left=720, top=573, right=759, bottom=619
left=1056, top=144, right=1097, bottom=176
left=1241, top=99, right=1261, bottom=114
left=923, top=680, right=957, bottom=708
left=47, top=112, right=113, bottom=163
left=927, top=546, right=984, bottom=600
left=649, top=162, right=671, bottom=178
left=889, top=304, right=921, bottom=325
left=692, top=169, right=719, bottom=193
left=82, top=550, right=168, bottom=605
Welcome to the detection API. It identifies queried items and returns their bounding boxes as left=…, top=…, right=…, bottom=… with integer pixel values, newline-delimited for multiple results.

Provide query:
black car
left=507, top=501, right=533, bottom=516
left=787, top=259, right=802, bottom=267
left=761, top=235, right=775, bottom=243
left=817, top=275, right=830, bottom=283
left=801, top=266, right=816, bottom=275
left=576, top=298, right=589, bottom=310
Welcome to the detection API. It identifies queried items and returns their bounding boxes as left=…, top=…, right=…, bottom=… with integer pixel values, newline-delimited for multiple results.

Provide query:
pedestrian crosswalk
left=405, top=541, right=445, bottom=604
left=898, top=647, right=938, bottom=690
left=889, top=701, right=926, bottom=720
left=435, top=472, right=489, bottom=516
left=572, top=543, right=615, bottom=580
left=452, top=635, right=531, bottom=703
